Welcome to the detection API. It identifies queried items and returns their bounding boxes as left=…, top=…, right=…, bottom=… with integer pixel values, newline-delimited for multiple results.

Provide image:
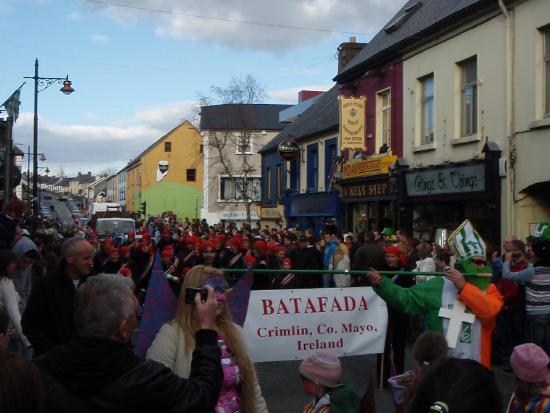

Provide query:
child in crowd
left=299, top=352, right=360, bottom=413
left=389, top=331, right=448, bottom=413
left=507, top=343, right=550, bottom=412
left=272, top=257, right=296, bottom=289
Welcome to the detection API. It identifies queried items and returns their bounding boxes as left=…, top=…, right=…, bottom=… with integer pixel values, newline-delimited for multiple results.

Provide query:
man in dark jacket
left=290, top=235, right=323, bottom=288
left=22, top=237, right=93, bottom=356
left=351, top=231, right=385, bottom=285
left=34, top=274, right=222, bottom=413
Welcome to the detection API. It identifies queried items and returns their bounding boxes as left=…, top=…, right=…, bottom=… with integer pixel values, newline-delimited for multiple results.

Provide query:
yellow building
left=122, top=121, right=203, bottom=219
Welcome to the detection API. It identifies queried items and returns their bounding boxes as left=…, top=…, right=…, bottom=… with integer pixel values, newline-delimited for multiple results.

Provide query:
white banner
left=242, top=287, right=388, bottom=362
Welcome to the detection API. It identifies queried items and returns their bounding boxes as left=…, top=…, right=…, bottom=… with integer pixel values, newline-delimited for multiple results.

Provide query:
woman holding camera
left=146, top=265, right=268, bottom=413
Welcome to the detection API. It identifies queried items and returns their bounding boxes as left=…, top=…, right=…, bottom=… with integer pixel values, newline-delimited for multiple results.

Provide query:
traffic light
left=140, top=201, right=147, bottom=217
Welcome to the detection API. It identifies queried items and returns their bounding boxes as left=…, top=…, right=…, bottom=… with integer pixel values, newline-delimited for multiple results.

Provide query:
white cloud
left=12, top=100, right=199, bottom=176
left=89, top=0, right=406, bottom=51
left=90, top=33, right=110, bottom=43
left=267, top=84, right=333, bottom=103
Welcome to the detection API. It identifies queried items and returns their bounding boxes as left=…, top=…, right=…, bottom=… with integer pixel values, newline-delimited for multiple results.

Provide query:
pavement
left=255, top=349, right=514, bottom=412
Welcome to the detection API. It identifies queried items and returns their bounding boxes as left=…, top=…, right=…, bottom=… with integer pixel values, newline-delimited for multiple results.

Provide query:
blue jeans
left=527, top=313, right=550, bottom=355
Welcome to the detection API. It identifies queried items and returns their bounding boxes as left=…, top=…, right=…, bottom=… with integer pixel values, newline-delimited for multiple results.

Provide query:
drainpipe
left=498, top=0, right=516, bottom=236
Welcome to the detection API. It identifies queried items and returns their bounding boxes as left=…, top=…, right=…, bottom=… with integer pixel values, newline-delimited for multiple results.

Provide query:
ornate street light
left=24, top=59, right=74, bottom=218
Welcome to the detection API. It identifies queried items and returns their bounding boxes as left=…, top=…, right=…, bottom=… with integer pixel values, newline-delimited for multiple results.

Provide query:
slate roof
left=335, top=0, right=494, bottom=82
left=200, top=104, right=291, bottom=131
left=259, top=85, right=340, bottom=154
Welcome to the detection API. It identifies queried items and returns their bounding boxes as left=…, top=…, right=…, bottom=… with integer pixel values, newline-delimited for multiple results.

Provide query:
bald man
left=23, top=237, right=93, bottom=356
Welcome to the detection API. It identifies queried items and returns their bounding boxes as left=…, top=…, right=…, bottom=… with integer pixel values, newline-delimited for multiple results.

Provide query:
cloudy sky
left=1, top=0, right=405, bottom=177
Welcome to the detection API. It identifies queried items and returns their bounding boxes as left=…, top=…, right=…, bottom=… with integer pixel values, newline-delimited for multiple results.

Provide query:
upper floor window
left=276, top=165, right=283, bottom=199
left=544, top=27, right=550, bottom=117
left=220, top=176, right=261, bottom=201
left=459, top=57, right=478, bottom=136
left=376, top=89, right=391, bottom=151
left=164, top=142, right=172, bottom=152
left=235, top=133, right=253, bottom=154
left=186, top=169, right=196, bottom=182
left=420, top=75, right=434, bottom=145
left=307, top=143, right=319, bottom=192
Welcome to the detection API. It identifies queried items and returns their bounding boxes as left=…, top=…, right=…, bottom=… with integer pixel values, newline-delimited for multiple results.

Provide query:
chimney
left=87, top=172, right=91, bottom=176
left=298, top=90, right=324, bottom=103
left=338, top=36, right=366, bottom=73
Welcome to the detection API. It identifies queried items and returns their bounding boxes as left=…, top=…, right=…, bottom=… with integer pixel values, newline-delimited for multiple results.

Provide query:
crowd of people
left=1, top=198, right=550, bottom=413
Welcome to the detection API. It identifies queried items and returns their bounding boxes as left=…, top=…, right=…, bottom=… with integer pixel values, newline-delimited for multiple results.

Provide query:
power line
left=84, top=0, right=374, bottom=37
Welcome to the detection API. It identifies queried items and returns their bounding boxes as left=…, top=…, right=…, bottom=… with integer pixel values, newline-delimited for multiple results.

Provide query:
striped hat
left=448, top=219, right=486, bottom=260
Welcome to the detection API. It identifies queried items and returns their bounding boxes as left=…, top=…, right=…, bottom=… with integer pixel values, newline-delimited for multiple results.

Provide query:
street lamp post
left=24, top=58, right=74, bottom=218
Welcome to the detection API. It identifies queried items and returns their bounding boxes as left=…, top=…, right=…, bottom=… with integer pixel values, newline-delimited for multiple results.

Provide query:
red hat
left=384, top=245, right=401, bottom=257
left=254, top=240, right=267, bottom=251
left=185, top=237, right=197, bottom=246
left=244, top=255, right=257, bottom=266
left=267, top=243, right=279, bottom=252
left=200, top=240, right=215, bottom=251
left=161, top=250, right=172, bottom=259
left=217, top=233, right=227, bottom=241
left=228, top=237, right=241, bottom=248
left=163, top=244, right=174, bottom=251
left=119, top=246, right=130, bottom=255
left=119, top=267, right=132, bottom=277
left=281, top=257, right=292, bottom=266
left=107, top=246, right=118, bottom=255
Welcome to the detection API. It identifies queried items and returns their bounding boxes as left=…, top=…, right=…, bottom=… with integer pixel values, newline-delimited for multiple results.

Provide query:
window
left=289, top=157, right=299, bottom=192
left=186, top=169, right=196, bottom=182
left=545, top=28, right=550, bottom=117
left=235, top=133, right=253, bottom=154
left=276, top=165, right=283, bottom=198
left=324, top=138, right=337, bottom=190
left=266, top=168, right=272, bottom=200
left=307, top=143, right=319, bottom=192
left=421, top=75, right=434, bottom=145
left=164, top=142, right=172, bottom=152
left=200, top=144, right=204, bottom=154
left=460, top=57, right=477, bottom=136
left=377, top=89, right=391, bottom=150
left=220, top=177, right=261, bottom=201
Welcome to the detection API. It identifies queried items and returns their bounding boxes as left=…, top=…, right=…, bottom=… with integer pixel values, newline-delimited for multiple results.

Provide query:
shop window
left=544, top=27, right=550, bottom=117
left=420, top=75, right=434, bottom=145
left=376, top=89, right=391, bottom=151
left=186, top=169, right=196, bottom=182
left=307, top=143, right=319, bottom=192
left=459, top=57, right=478, bottom=136
left=324, top=138, right=337, bottom=190
left=220, top=176, right=261, bottom=201
left=164, top=142, right=172, bottom=152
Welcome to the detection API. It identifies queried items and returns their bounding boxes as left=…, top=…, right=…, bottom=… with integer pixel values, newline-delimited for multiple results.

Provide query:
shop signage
left=405, top=164, right=485, bottom=197
left=261, top=207, right=280, bottom=219
left=243, top=287, right=388, bottom=362
left=220, top=210, right=259, bottom=220
left=339, top=96, right=366, bottom=151
left=341, top=155, right=397, bottom=179
left=278, top=139, right=300, bottom=161
left=342, top=179, right=396, bottom=199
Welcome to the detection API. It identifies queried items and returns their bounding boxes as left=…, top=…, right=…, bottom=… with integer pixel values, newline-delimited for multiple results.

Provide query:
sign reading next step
left=405, top=163, right=485, bottom=197
left=342, top=179, right=396, bottom=200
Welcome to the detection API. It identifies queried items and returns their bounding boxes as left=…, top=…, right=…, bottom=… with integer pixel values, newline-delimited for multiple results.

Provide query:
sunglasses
left=471, top=258, right=487, bottom=266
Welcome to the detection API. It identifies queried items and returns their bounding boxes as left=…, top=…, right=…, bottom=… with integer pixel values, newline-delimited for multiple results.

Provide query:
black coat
left=22, top=264, right=84, bottom=357
left=34, top=332, right=222, bottom=413
left=289, top=246, right=323, bottom=288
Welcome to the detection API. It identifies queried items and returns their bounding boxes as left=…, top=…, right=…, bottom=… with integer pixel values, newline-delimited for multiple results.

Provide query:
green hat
left=382, top=227, right=394, bottom=236
left=533, top=222, right=550, bottom=241
left=448, top=219, right=486, bottom=260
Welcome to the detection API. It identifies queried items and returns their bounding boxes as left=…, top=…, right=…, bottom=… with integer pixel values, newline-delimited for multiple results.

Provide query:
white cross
left=438, top=299, right=476, bottom=348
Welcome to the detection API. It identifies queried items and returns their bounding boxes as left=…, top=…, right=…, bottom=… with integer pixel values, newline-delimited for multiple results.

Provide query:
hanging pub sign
left=339, top=96, right=366, bottom=151
left=278, top=139, right=300, bottom=161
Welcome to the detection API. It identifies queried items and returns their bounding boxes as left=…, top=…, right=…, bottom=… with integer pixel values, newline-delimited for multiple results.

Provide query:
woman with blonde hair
left=147, top=265, right=268, bottom=413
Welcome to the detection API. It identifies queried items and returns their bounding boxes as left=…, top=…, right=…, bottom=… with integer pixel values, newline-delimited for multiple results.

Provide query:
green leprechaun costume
left=371, top=220, right=503, bottom=368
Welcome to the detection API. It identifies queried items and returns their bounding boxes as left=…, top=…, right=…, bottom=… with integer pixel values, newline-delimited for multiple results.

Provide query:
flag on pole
left=136, top=253, right=177, bottom=358
left=1, top=83, right=25, bottom=123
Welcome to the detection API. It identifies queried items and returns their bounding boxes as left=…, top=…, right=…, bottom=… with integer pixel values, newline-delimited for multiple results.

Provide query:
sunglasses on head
left=471, top=258, right=487, bottom=265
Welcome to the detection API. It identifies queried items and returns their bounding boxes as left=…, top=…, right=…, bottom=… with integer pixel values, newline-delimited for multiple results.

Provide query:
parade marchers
left=1, top=200, right=550, bottom=412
